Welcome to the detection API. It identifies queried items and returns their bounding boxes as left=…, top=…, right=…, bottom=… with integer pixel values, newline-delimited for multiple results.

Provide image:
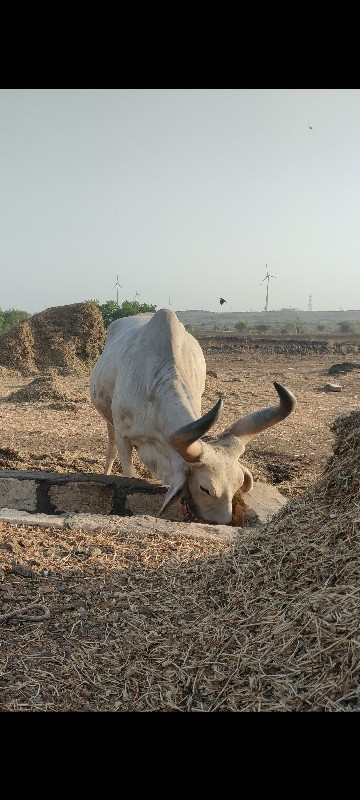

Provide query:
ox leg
left=105, top=422, right=117, bottom=475
left=115, top=432, right=137, bottom=478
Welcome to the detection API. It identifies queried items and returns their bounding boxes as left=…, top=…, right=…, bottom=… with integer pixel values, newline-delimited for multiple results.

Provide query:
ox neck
left=136, top=438, right=187, bottom=486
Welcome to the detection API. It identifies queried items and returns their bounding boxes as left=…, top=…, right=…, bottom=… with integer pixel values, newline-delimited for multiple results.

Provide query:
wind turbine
left=113, top=275, right=122, bottom=305
left=260, top=266, right=276, bottom=312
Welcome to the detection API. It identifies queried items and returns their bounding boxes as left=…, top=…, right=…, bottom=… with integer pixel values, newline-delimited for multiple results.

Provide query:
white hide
left=90, top=309, right=295, bottom=524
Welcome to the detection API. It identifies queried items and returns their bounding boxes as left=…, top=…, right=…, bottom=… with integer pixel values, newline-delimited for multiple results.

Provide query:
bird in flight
left=219, top=297, right=227, bottom=305
left=308, top=125, right=313, bottom=130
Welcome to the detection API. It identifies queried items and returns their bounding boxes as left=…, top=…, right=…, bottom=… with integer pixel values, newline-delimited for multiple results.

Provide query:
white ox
left=90, top=309, right=296, bottom=525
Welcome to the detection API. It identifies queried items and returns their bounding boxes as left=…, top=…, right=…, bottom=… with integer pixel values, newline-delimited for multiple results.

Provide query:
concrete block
left=49, top=482, right=113, bottom=514
left=241, top=482, right=287, bottom=525
left=0, top=477, right=37, bottom=512
left=125, top=492, right=183, bottom=521
left=325, top=383, right=341, bottom=392
left=0, top=508, right=65, bottom=528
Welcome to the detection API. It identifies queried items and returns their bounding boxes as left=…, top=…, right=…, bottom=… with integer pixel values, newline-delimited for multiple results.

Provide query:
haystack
left=0, top=302, right=105, bottom=375
left=179, top=408, right=360, bottom=711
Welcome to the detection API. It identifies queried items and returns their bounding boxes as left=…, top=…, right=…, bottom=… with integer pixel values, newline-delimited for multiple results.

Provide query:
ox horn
left=170, top=397, right=223, bottom=461
left=221, top=382, right=296, bottom=446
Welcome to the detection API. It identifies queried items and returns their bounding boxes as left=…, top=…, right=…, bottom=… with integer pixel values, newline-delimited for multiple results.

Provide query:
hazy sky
left=1, top=88, right=359, bottom=315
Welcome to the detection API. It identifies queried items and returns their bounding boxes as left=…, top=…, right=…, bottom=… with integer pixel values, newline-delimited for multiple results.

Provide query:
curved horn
left=170, top=397, right=223, bottom=461
left=221, top=382, right=296, bottom=446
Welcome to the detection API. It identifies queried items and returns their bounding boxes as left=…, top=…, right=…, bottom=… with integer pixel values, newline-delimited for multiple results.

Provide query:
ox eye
left=200, top=485, right=211, bottom=495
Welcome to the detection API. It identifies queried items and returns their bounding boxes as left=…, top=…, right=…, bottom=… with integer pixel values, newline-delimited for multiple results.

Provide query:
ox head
left=159, top=382, right=296, bottom=525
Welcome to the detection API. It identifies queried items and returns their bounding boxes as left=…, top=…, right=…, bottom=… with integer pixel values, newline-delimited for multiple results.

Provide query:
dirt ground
left=1, top=333, right=359, bottom=712
left=0, top=337, right=359, bottom=499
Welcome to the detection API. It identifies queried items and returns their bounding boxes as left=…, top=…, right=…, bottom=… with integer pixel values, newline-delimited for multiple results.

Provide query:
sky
left=1, top=88, right=360, bottom=315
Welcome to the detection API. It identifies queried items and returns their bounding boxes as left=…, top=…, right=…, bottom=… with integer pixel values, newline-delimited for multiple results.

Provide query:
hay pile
left=0, top=411, right=359, bottom=712
left=4, top=374, right=88, bottom=405
left=202, top=408, right=360, bottom=711
left=0, top=302, right=105, bottom=375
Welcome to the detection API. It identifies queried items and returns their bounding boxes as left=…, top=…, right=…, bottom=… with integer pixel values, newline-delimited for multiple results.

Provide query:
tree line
left=233, top=319, right=360, bottom=335
left=186, top=319, right=360, bottom=336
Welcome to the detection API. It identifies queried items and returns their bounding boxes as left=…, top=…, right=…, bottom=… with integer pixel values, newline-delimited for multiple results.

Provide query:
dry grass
left=3, top=374, right=89, bottom=405
left=0, top=323, right=359, bottom=711
left=0, top=411, right=359, bottom=712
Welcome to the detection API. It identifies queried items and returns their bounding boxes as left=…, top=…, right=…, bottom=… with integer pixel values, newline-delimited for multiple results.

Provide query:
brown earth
left=0, top=321, right=359, bottom=712
left=0, top=333, right=359, bottom=499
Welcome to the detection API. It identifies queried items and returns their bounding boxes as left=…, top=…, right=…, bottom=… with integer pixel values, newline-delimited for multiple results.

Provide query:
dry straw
left=0, top=409, right=359, bottom=712
left=0, top=302, right=105, bottom=375
left=4, top=375, right=88, bottom=405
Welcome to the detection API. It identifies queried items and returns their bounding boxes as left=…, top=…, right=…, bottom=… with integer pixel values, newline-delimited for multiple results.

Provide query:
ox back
left=90, top=309, right=207, bottom=485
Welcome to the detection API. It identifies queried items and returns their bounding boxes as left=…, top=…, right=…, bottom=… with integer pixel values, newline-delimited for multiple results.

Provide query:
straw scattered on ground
left=0, top=319, right=359, bottom=711
left=0, top=409, right=359, bottom=712
left=3, top=374, right=89, bottom=406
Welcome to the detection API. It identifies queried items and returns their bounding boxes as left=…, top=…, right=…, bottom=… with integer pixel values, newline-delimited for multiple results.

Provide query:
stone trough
left=0, top=469, right=287, bottom=527
left=0, top=470, right=170, bottom=518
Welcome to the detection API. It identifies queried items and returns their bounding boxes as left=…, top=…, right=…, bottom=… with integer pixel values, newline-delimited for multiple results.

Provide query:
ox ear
left=158, top=471, right=187, bottom=516
left=241, top=466, right=254, bottom=493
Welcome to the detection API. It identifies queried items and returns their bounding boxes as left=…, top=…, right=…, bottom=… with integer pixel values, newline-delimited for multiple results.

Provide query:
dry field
left=0, top=321, right=359, bottom=712
left=0, top=336, right=359, bottom=497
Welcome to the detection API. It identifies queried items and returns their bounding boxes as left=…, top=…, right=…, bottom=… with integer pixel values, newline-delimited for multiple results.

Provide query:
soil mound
left=328, top=361, right=360, bottom=375
left=0, top=302, right=105, bottom=375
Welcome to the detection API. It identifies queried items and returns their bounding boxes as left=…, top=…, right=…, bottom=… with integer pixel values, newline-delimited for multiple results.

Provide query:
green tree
left=0, top=308, right=30, bottom=333
left=316, top=323, right=326, bottom=332
left=98, top=300, right=123, bottom=327
left=88, top=299, right=157, bottom=328
left=255, top=323, right=270, bottom=334
left=234, top=321, right=248, bottom=333
left=119, top=300, right=157, bottom=318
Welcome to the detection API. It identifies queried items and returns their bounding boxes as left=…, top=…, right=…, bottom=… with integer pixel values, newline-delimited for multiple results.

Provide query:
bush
left=88, top=299, right=157, bottom=328
left=0, top=308, right=30, bottom=333
left=281, top=318, right=304, bottom=336
left=337, top=320, right=356, bottom=334
left=234, top=321, right=248, bottom=333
